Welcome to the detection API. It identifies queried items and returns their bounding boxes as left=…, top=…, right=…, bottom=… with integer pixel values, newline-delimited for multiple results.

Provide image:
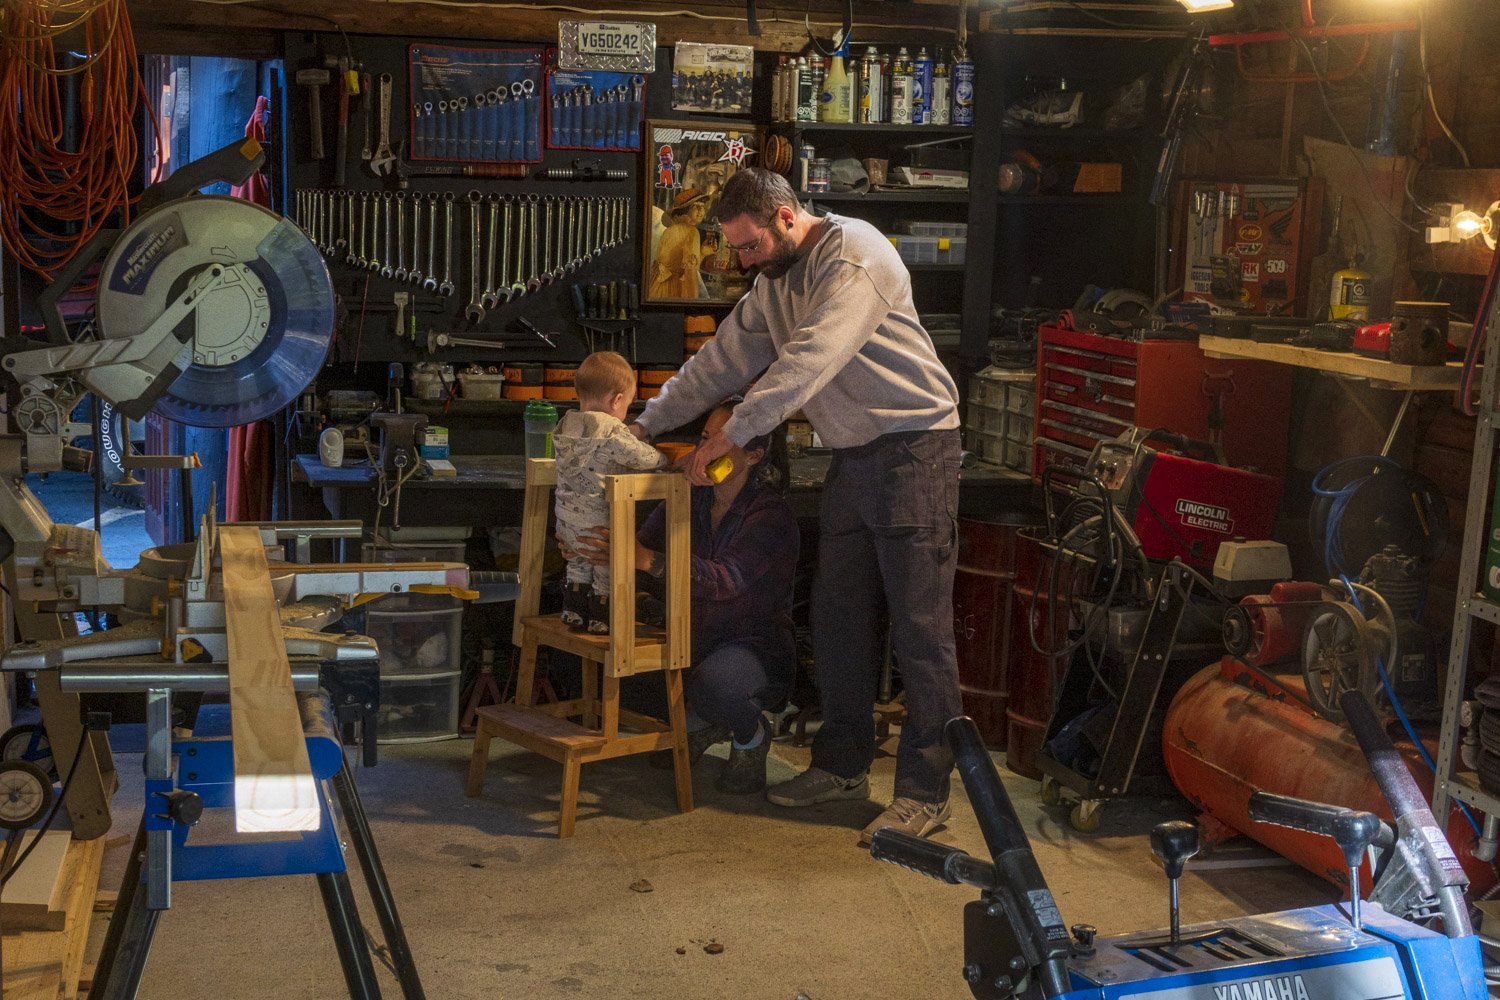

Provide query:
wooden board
left=1198, top=335, right=1465, bottom=391
left=1, top=834, right=105, bottom=1000
left=0, top=830, right=71, bottom=931
left=219, top=526, right=320, bottom=833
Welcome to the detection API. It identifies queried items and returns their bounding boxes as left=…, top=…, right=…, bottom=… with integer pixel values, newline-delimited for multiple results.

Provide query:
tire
left=0, top=759, right=52, bottom=830
left=0, top=723, right=57, bottom=781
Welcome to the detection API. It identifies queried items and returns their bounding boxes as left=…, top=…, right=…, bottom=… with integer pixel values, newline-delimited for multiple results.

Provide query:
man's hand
left=559, top=527, right=611, bottom=566
left=626, top=422, right=648, bottom=442
left=685, top=429, right=734, bottom=486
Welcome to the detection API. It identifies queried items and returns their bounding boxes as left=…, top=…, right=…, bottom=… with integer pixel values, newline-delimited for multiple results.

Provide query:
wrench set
left=414, top=80, right=540, bottom=162
left=547, top=72, right=646, bottom=151
left=410, top=44, right=544, bottom=163
left=294, top=189, right=631, bottom=323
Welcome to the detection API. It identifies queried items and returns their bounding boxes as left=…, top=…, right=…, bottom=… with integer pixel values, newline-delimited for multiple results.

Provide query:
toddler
left=553, top=352, right=667, bottom=632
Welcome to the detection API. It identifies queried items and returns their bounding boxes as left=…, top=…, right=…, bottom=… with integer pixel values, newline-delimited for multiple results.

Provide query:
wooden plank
left=664, top=474, right=692, bottom=672
left=512, top=460, right=554, bottom=647
left=1198, top=335, right=1465, bottom=390
left=607, top=475, right=639, bottom=678
left=1, top=835, right=104, bottom=1000
left=58, top=836, right=105, bottom=1000
left=0, top=830, right=71, bottom=931
left=219, top=526, right=320, bottom=833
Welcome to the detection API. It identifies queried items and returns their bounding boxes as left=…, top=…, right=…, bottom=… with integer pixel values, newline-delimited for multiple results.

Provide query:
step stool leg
left=515, top=631, right=540, bottom=707
left=581, top=657, right=599, bottom=730
left=465, top=719, right=494, bottom=797
left=664, top=668, right=693, bottom=815
left=559, top=750, right=583, bottom=839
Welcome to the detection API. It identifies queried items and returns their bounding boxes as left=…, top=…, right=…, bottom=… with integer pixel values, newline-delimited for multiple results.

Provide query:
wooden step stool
left=466, top=458, right=692, bottom=837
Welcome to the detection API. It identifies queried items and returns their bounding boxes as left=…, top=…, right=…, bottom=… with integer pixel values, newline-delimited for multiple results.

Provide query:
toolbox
left=1033, top=324, right=1292, bottom=488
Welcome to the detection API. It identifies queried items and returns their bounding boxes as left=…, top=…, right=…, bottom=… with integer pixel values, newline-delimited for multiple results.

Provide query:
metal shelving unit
left=1433, top=295, right=1500, bottom=827
left=807, top=189, right=970, bottom=203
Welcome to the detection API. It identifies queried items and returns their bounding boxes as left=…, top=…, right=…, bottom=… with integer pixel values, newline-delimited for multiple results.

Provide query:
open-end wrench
left=409, top=194, right=424, bottom=286
left=394, top=192, right=409, bottom=282
left=439, top=192, right=456, bottom=297
left=423, top=193, right=440, bottom=293
left=371, top=73, right=396, bottom=175
left=526, top=196, right=542, bottom=294
left=508, top=195, right=528, bottom=300
left=380, top=193, right=395, bottom=278
left=481, top=196, right=501, bottom=311
left=464, top=190, right=485, bottom=324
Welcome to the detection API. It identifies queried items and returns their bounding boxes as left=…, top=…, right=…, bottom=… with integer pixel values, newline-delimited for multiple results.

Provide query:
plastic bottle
left=523, top=399, right=559, bottom=459
left=860, top=47, right=884, bottom=123
left=931, top=50, right=951, bottom=125
left=795, top=57, right=815, bottom=122
left=818, top=41, right=853, bottom=123
left=952, top=50, right=975, bottom=126
left=773, top=54, right=789, bottom=121
left=1330, top=255, right=1373, bottom=322
left=890, top=47, right=914, bottom=125
left=913, top=46, right=933, bottom=124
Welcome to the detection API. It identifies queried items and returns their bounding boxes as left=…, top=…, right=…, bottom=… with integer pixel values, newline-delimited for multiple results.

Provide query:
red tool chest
left=1032, top=325, right=1292, bottom=486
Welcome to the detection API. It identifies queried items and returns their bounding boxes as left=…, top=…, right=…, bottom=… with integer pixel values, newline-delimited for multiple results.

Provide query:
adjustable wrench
left=439, top=192, right=456, bottom=297
left=464, top=190, right=485, bottom=324
left=481, top=196, right=501, bottom=311
left=370, top=73, right=395, bottom=175
left=423, top=193, right=440, bottom=293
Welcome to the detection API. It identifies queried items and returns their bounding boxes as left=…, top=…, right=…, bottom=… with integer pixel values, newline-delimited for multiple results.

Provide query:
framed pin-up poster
left=642, top=120, right=761, bottom=306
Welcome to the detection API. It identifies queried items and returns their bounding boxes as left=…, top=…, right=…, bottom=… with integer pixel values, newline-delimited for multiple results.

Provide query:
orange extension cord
left=0, top=0, right=160, bottom=280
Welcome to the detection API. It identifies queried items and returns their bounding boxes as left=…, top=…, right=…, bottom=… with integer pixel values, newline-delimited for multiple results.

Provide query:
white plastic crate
left=967, top=427, right=1007, bottom=465
left=969, top=371, right=1008, bottom=410
left=892, top=235, right=939, bottom=264
left=1004, top=439, right=1033, bottom=474
left=966, top=401, right=1008, bottom=436
left=1005, top=380, right=1036, bottom=419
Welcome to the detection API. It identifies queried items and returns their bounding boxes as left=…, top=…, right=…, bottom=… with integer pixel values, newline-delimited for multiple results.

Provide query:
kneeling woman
left=572, top=400, right=799, bottom=793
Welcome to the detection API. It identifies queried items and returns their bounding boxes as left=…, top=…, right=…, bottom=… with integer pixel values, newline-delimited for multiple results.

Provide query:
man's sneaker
left=766, top=767, right=869, bottom=807
left=649, top=724, right=730, bottom=769
left=715, top=718, right=772, bottom=794
left=859, top=797, right=951, bottom=845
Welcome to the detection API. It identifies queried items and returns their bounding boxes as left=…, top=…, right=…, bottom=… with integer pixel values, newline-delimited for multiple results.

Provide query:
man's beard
left=754, top=224, right=803, bottom=280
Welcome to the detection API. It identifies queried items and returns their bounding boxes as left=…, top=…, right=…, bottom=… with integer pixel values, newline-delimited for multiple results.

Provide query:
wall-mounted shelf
left=806, top=189, right=971, bottom=203
left=779, top=122, right=972, bottom=136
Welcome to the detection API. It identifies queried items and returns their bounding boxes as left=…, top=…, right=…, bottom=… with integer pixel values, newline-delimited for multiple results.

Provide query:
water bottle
left=523, top=399, right=559, bottom=459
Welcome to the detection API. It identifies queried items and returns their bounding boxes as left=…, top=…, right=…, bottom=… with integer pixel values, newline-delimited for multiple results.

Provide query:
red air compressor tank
left=1163, top=659, right=1495, bottom=895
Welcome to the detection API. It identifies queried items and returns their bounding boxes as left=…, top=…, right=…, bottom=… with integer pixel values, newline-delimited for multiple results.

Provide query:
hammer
left=295, top=67, right=330, bottom=160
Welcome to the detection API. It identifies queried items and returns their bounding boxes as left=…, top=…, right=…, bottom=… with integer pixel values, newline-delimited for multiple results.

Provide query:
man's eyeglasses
left=722, top=213, right=781, bottom=254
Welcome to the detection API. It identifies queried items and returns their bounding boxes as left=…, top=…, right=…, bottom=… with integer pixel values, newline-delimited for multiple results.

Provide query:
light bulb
left=1178, top=0, right=1234, bottom=10
left=1452, top=210, right=1489, bottom=239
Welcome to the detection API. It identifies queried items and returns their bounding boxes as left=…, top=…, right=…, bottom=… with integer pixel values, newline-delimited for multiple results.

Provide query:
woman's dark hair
left=719, top=398, right=789, bottom=496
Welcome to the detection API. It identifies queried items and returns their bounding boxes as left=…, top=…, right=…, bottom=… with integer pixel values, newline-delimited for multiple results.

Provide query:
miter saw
left=0, top=140, right=452, bottom=998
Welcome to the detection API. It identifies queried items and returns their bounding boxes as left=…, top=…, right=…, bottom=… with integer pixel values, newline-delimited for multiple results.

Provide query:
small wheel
left=1039, top=775, right=1061, bottom=806
left=0, top=724, right=57, bottom=782
left=1069, top=799, right=1102, bottom=833
left=0, top=759, right=52, bottom=830
left=1301, top=601, right=1380, bottom=723
left=1222, top=604, right=1254, bottom=657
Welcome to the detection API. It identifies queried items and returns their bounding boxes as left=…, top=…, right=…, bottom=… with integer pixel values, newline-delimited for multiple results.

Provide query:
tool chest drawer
left=1033, top=325, right=1293, bottom=487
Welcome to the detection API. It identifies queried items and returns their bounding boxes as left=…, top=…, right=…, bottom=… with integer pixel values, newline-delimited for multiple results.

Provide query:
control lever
left=1249, top=792, right=1379, bottom=930
left=869, top=828, right=998, bottom=891
left=1148, top=821, right=1200, bottom=943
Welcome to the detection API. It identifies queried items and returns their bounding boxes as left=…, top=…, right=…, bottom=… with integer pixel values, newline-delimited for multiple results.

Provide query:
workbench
left=292, top=452, right=1034, bottom=526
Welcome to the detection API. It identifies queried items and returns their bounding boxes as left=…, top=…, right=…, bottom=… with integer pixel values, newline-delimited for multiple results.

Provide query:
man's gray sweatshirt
left=635, top=214, right=960, bottom=449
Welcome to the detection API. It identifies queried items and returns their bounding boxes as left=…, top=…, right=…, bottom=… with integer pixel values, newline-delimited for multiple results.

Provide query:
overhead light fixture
left=1178, top=0, right=1234, bottom=11
left=1426, top=201, right=1500, bottom=249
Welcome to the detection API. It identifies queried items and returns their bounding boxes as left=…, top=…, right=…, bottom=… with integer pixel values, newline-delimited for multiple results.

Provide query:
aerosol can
left=860, top=46, right=884, bottom=123
left=795, top=57, right=815, bottom=122
left=952, top=49, right=975, bottom=126
left=931, top=50, right=951, bottom=125
left=913, top=46, right=933, bottom=124
left=890, top=47, right=914, bottom=124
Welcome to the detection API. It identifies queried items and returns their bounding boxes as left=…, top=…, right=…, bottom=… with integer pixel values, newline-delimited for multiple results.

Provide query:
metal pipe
left=1476, top=814, right=1500, bottom=864
left=60, top=662, right=321, bottom=692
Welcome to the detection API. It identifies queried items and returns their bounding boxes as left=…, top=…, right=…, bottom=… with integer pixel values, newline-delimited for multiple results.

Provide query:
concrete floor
left=86, top=728, right=1331, bottom=999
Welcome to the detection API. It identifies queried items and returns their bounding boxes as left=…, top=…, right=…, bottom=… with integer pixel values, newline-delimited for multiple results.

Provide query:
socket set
left=546, top=62, right=646, bottom=151
left=409, top=44, right=543, bottom=162
left=294, top=190, right=631, bottom=325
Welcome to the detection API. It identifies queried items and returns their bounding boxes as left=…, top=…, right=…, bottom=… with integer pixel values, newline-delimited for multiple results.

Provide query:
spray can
left=952, top=50, right=975, bottom=126
left=880, top=53, right=892, bottom=123
left=809, top=54, right=825, bottom=114
left=913, top=46, right=933, bottom=124
left=931, top=50, right=951, bottom=125
left=773, top=55, right=789, bottom=121
left=860, top=47, right=884, bottom=123
left=795, top=57, right=815, bottom=122
left=1330, top=255, right=1373, bottom=321
left=797, top=141, right=816, bottom=192
left=890, top=47, right=914, bottom=125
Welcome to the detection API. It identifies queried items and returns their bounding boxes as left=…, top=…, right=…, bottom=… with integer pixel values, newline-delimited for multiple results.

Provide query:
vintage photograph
left=643, top=120, right=760, bottom=305
left=670, top=42, right=754, bottom=115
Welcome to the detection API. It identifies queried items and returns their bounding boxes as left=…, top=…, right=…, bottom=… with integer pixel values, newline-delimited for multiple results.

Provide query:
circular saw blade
left=95, top=195, right=334, bottom=428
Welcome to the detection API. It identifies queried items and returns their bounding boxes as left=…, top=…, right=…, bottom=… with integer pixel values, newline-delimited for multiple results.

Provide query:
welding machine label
left=1121, top=956, right=1403, bottom=1000
left=1176, top=499, right=1233, bottom=535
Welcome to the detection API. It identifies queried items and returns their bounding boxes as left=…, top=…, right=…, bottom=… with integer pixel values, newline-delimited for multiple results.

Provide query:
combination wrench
left=393, top=192, right=409, bottom=282
left=439, top=192, right=456, bottom=297
left=480, top=195, right=501, bottom=311
left=379, top=193, right=395, bottom=279
left=464, top=190, right=485, bottom=324
left=423, top=193, right=440, bottom=293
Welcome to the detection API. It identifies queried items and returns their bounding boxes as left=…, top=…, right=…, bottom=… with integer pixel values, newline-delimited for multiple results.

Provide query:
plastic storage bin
left=898, top=220, right=968, bottom=238
left=892, top=235, right=939, bottom=264
left=365, top=592, right=464, bottom=742
left=935, top=236, right=967, bottom=265
left=378, top=670, right=461, bottom=743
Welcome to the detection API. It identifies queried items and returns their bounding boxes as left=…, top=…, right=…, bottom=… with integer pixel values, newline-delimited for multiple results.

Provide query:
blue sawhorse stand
left=87, top=691, right=424, bottom=999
